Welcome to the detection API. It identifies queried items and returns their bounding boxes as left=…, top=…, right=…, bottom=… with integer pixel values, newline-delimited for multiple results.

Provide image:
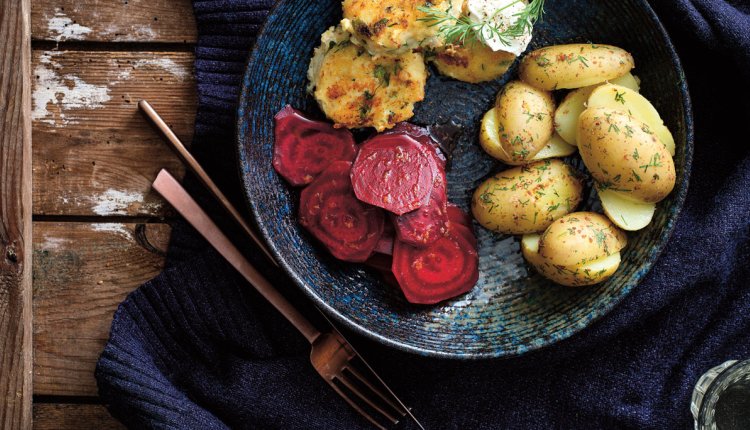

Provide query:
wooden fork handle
left=153, top=169, right=321, bottom=344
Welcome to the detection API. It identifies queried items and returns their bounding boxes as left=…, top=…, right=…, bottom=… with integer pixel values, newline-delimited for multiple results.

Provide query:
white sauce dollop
left=466, top=0, right=534, bottom=55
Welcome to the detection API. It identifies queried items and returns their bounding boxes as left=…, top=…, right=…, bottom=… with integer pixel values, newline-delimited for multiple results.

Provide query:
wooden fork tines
left=311, top=332, right=410, bottom=429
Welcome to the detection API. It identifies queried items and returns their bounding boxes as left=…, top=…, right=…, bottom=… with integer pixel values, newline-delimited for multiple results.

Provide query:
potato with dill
left=553, top=72, right=640, bottom=146
left=520, top=43, right=635, bottom=90
left=522, top=212, right=628, bottom=287
left=341, top=0, right=457, bottom=55
left=429, top=43, right=516, bottom=83
left=577, top=107, right=676, bottom=231
left=587, top=83, right=675, bottom=155
left=307, top=27, right=427, bottom=132
left=479, top=81, right=556, bottom=165
left=471, top=159, right=584, bottom=235
left=577, top=107, right=676, bottom=204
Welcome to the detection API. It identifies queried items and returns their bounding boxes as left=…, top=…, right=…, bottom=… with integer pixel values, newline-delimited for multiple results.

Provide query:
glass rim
left=698, top=358, right=750, bottom=428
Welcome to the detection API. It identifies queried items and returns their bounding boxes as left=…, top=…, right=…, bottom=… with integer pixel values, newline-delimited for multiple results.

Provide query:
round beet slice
left=364, top=253, right=393, bottom=272
left=299, top=161, right=384, bottom=262
left=374, top=222, right=395, bottom=255
left=392, top=223, right=479, bottom=305
left=382, top=122, right=447, bottom=168
left=391, top=167, right=449, bottom=247
left=452, top=222, right=478, bottom=250
left=351, top=134, right=437, bottom=215
left=447, top=203, right=473, bottom=229
left=273, top=105, right=357, bottom=186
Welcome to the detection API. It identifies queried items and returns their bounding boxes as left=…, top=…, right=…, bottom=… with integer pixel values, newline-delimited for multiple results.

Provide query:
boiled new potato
left=555, top=87, right=593, bottom=145
left=520, top=44, right=634, bottom=90
left=610, top=72, right=641, bottom=92
left=471, top=159, right=583, bottom=234
left=522, top=232, right=622, bottom=287
left=531, top=133, right=577, bottom=161
left=578, top=108, right=676, bottom=203
left=554, top=73, right=640, bottom=145
left=598, top=186, right=656, bottom=231
left=588, top=84, right=675, bottom=155
left=539, top=212, right=627, bottom=266
left=479, top=81, right=555, bottom=165
left=520, top=233, right=546, bottom=268
left=430, top=43, right=516, bottom=83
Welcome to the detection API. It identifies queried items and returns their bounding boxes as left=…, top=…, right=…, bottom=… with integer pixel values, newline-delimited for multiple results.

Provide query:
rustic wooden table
left=1, top=1, right=199, bottom=428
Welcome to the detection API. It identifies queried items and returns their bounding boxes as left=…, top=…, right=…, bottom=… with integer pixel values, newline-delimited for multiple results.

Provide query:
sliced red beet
left=447, top=203, right=473, bottom=229
left=364, top=253, right=393, bottom=272
left=374, top=222, right=395, bottom=255
left=382, top=123, right=447, bottom=168
left=380, top=271, right=400, bottom=288
left=392, top=223, right=479, bottom=305
left=391, top=167, right=449, bottom=247
left=273, top=105, right=357, bottom=186
left=452, top=222, right=478, bottom=249
left=351, top=134, right=438, bottom=215
left=299, top=161, right=384, bottom=262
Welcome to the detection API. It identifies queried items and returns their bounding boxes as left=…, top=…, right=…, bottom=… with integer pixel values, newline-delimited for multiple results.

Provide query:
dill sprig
left=417, top=0, right=545, bottom=47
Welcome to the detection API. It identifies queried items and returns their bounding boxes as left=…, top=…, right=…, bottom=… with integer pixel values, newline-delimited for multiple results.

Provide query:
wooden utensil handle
left=153, top=169, right=321, bottom=344
left=138, top=100, right=278, bottom=266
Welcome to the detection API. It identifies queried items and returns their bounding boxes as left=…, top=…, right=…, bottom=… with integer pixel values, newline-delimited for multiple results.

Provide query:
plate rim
left=235, top=0, right=695, bottom=359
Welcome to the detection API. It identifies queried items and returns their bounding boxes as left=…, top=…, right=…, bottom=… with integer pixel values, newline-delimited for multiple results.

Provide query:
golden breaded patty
left=431, top=43, right=516, bottom=83
left=312, top=42, right=426, bottom=131
left=341, top=0, right=457, bottom=54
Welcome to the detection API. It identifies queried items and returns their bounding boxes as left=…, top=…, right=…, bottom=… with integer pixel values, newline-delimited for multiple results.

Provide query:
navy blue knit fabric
left=96, top=1, right=750, bottom=428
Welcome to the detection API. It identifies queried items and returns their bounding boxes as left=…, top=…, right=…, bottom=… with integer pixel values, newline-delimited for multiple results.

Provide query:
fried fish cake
left=430, top=43, right=517, bottom=83
left=308, top=29, right=427, bottom=131
left=341, top=0, right=457, bottom=55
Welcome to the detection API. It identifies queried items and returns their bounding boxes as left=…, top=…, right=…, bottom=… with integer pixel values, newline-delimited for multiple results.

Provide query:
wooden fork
left=152, top=169, right=423, bottom=429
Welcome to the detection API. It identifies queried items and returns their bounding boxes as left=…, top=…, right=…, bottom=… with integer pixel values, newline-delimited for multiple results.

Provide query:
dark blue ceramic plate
left=237, top=0, right=693, bottom=358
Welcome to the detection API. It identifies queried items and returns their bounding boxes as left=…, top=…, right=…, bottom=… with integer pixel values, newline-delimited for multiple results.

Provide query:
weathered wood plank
left=0, top=0, right=33, bottom=427
left=33, top=222, right=171, bottom=396
left=32, top=0, right=196, bottom=43
left=32, top=50, right=195, bottom=217
left=33, top=403, right=124, bottom=430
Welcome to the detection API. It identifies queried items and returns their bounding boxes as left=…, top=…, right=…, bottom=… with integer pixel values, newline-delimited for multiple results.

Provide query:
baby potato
left=471, top=159, right=584, bottom=235
left=555, top=87, right=594, bottom=146
left=479, top=81, right=555, bottom=165
left=554, top=73, right=640, bottom=145
left=577, top=108, right=676, bottom=203
left=519, top=43, right=634, bottom=90
left=537, top=211, right=627, bottom=272
left=531, top=133, right=577, bottom=161
left=610, top=72, right=641, bottom=92
left=597, top=186, right=656, bottom=231
left=588, top=84, right=675, bottom=155
left=430, top=43, right=516, bottom=83
left=522, top=232, right=622, bottom=287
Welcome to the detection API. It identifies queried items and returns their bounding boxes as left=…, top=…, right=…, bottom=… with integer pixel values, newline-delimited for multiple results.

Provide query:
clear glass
left=692, top=359, right=750, bottom=430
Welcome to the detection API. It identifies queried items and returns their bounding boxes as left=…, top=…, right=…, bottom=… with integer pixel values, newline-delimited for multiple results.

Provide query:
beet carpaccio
left=272, top=105, right=479, bottom=305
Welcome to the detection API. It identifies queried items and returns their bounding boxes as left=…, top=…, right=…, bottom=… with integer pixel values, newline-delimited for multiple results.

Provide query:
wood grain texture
left=32, top=50, right=195, bottom=217
left=33, top=222, right=171, bottom=396
left=0, top=0, right=33, bottom=428
left=31, top=0, right=196, bottom=43
left=33, top=403, right=124, bottom=430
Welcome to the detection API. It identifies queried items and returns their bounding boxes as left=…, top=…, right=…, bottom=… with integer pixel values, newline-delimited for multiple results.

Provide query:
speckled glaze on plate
left=237, top=0, right=693, bottom=359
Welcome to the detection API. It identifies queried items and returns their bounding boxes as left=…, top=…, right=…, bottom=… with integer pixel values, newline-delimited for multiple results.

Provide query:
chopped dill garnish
left=374, top=65, right=390, bottom=86
left=614, top=91, right=626, bottom=104
left=417, top=0, right=545, bottom=47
